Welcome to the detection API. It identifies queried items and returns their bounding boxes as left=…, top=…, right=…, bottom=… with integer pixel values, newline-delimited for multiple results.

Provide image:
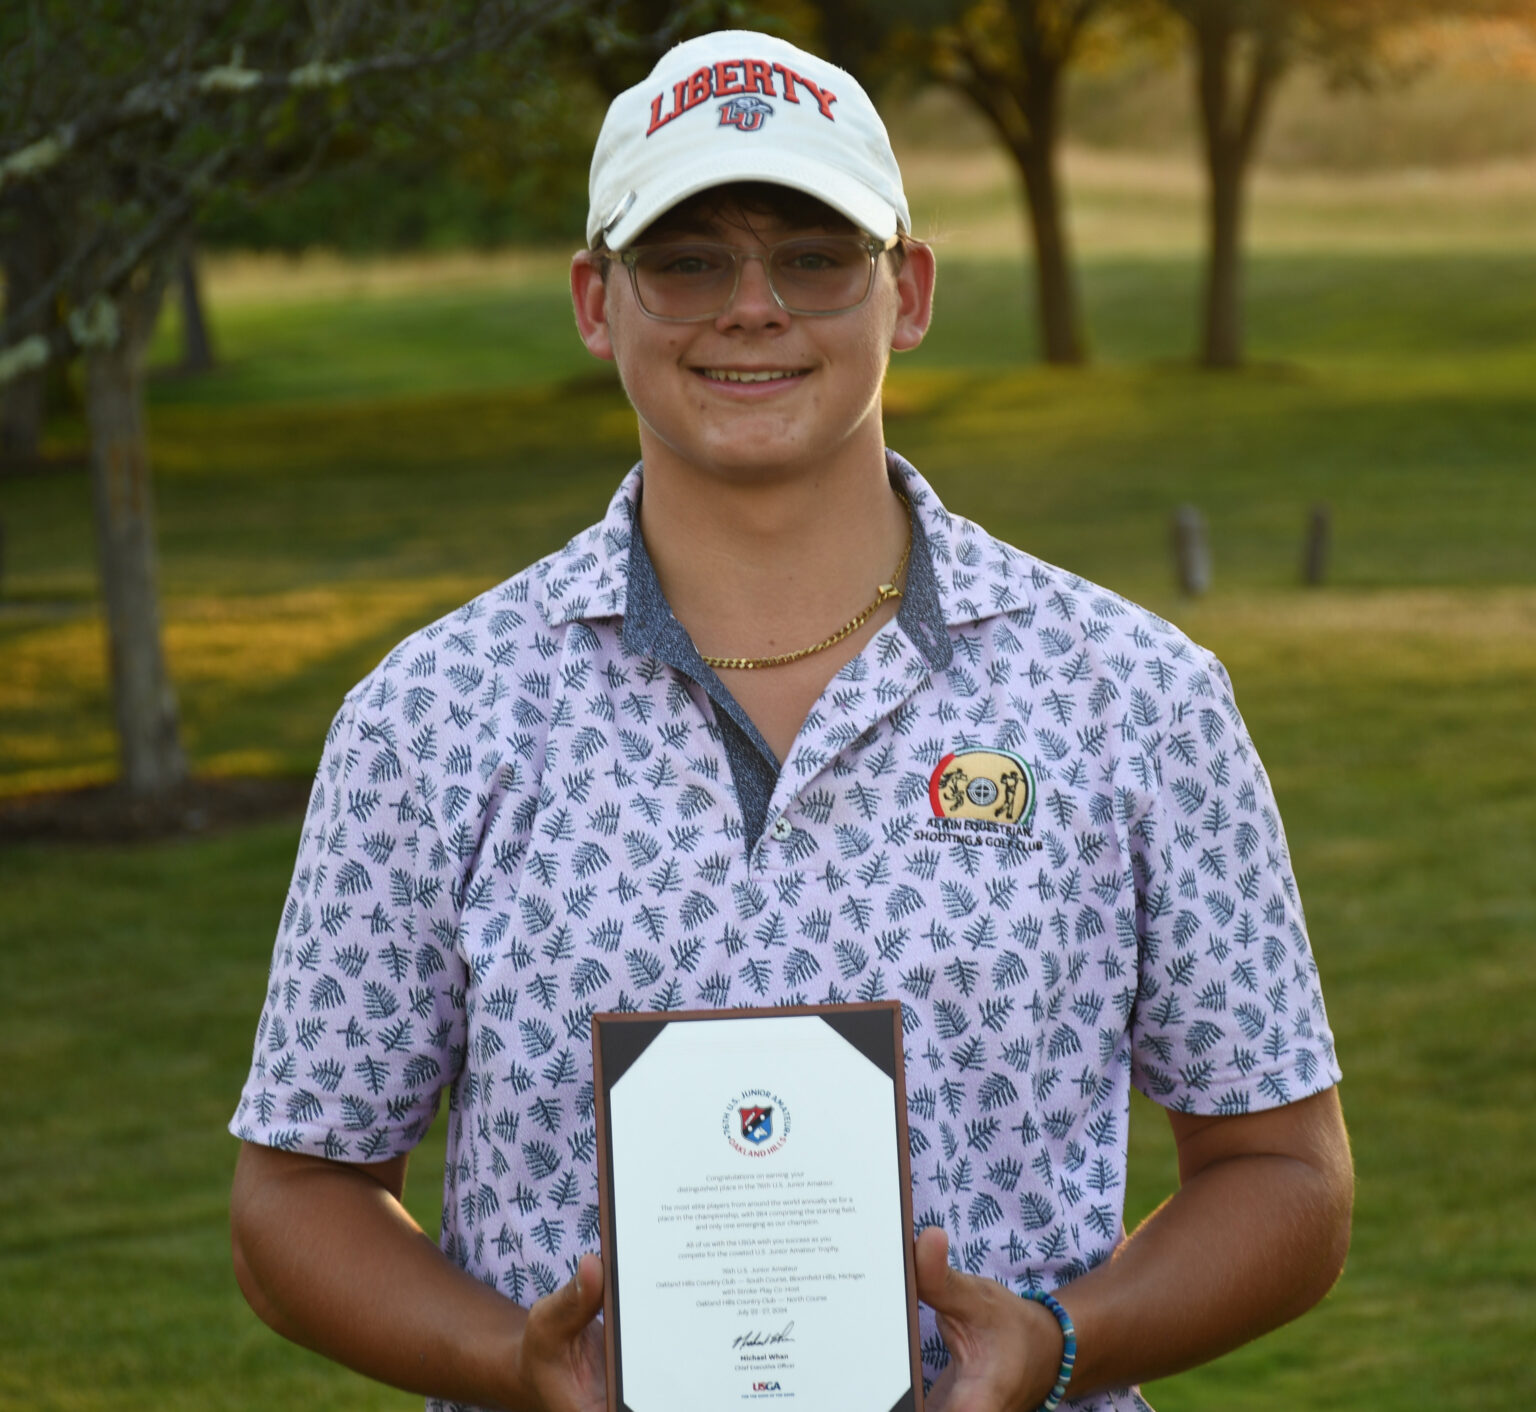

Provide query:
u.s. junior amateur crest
left=723, top=1087, right=791, bottom=1158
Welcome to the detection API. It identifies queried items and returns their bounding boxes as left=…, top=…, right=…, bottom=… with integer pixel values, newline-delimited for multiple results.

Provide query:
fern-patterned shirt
left=232, top=453, right=1341, bottom=1412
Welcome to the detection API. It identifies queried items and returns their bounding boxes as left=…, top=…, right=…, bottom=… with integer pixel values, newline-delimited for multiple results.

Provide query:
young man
left=229, top=31, right=1351, bottom=1412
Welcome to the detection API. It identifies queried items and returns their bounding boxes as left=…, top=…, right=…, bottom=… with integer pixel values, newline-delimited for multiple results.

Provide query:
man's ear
left=571, top=251, right=616, bottom=362
left=891, top=242, right=936, bottom=354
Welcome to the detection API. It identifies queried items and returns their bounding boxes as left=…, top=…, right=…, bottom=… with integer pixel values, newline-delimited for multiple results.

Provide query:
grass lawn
left=2, top=151, right=1534, bottom=1410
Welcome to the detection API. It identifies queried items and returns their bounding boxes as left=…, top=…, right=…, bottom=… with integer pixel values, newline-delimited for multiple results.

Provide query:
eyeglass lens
left=629, top=237, right=875, bottom=319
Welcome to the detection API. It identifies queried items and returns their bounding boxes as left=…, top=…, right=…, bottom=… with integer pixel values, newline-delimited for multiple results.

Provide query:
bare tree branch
left=0, top=0, right=589, bottom=385
left=2, top=35, right=486, bottom=193
left=1, top=218, right=112, bottom=347
left=1237, top=26, right=1288, bottom=159
left=1, top=0, right=582, bottom=187
left=0, top=149, right=234, bottom=381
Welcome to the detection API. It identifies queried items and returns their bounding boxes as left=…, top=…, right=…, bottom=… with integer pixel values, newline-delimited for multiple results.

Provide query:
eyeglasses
left=611, top=234, right=897, bottom=322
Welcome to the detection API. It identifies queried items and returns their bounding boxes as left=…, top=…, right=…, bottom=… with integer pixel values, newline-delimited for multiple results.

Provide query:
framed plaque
left=591, top=1002, right=921, bottom=1412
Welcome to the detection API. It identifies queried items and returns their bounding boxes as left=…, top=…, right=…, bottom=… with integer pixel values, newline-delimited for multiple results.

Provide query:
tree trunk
left=1015, top=122, right=1085, bottom=366
left=85, top=272, right=188, bottom=797
left=1011, top=62, right=1084, bottom=366
left=947, top=29, right=1087, bottom=367
left=1190, top=7, right=1285, bottom=369
left=1203, top=145, right=1246, bottom=369
left=176, top=242, right=216, bottom=373
left=1, top=191, right=54, bottom=463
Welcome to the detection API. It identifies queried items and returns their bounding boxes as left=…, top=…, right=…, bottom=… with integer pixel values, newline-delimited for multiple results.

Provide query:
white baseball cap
left=587, top=30, right=910, bottom=250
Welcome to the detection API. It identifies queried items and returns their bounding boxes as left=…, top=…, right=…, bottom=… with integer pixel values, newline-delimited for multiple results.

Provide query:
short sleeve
left=1127, top=651, right=1341, bottom=1115
left=229, top=692, right=470, bottom=1161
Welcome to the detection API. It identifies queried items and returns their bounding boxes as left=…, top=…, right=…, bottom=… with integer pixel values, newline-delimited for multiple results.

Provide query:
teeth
left=702, top=369, right=800, bottom=383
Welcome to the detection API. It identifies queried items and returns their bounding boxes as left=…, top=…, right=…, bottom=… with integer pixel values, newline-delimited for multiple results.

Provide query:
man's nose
left=717, top=252, right=786, bottom=329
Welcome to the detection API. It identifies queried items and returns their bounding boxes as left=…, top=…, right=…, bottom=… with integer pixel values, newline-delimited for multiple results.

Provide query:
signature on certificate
left=731, top=1321, right=796, bottom=1350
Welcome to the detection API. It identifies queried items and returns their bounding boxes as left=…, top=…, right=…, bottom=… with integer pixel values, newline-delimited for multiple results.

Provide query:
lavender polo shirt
left=231, top=454, right=1341, bottom=1411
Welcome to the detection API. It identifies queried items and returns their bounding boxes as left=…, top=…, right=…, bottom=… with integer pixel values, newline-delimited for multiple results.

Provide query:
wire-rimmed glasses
left=611, top=234, right=897, bottom=322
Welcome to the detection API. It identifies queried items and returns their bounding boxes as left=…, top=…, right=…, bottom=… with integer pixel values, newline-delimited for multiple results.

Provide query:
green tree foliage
left=194, top=72, right=599, bottom=253
left=191, top=0, right=762, bottom=253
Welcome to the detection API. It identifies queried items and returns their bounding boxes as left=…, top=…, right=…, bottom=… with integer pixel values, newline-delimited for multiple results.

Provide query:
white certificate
left=594, top=1005, right=919, bottom=1412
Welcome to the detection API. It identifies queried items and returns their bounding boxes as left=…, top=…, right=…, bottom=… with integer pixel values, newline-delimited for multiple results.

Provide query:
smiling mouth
left=697, top=368, right=808, bottom=384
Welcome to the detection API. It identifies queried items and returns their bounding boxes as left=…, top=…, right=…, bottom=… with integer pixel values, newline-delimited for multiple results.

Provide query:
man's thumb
left=539, top=1252, right=605, bottom=1334
left=914, top=1225, right=964, bottom=1313
left=915, top=1225, right=997, bottom=1326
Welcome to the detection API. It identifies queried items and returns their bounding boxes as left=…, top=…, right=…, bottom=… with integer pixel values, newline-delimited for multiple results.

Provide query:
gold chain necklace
left=701, top=495, right=912, bottom=672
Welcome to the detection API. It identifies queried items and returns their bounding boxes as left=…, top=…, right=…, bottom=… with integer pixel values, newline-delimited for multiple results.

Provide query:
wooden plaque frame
left=591, top=1002, right=922, bottom=1412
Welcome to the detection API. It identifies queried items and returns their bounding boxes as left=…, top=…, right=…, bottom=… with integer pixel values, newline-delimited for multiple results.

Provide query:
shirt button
left=770, top=815, right=794, bottom=842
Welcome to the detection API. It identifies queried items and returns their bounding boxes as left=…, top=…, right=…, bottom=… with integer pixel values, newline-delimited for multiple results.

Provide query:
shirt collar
left=534, top=453, right=1031, bottom=666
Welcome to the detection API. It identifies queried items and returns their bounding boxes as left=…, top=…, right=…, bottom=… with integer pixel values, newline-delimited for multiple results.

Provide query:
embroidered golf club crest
left=718, top=94, right=773, bottom=131
left=929, top=748, right=1037, bottom=828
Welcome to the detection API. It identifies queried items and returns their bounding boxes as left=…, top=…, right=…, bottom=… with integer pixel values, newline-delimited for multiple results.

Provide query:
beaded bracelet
left=1021, top=1288, right=1077, bottom=1412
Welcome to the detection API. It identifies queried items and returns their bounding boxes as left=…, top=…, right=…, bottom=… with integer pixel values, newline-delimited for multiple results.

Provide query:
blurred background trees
left=903, top=0, right=1110, bottom=367
left=803, top=0, right=1536, bottom=367
left=1161, top=0, right=1536, bottom=366
left=191, top=0, right=750, bottom=257
left=0, top=3, right=537, bottom=796
left=0, top=0, right=607, bottom=798
left=802, top=0, right=1112, bottom=366
left=2, top=0, right=1534, bottom=801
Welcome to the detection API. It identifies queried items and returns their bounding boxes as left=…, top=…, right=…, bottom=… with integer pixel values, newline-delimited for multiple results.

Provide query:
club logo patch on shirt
left=929, top=749, right=1036, bottom=828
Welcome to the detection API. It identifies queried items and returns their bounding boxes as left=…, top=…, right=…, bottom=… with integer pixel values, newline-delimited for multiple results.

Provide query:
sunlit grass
left=198, top=248, right=574, bottom=307
left=143, top=276, right=600, bottom=408
left=0, top=580, right=497, bottom=793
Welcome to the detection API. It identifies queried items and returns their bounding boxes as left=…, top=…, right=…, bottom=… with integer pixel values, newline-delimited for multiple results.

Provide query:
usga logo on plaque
left=928, top=748, right=1037, bottom=828
left=723, top=1088, right=791, bottom=1158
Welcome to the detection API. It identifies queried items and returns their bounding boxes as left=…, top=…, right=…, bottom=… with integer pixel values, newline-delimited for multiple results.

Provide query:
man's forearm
left=1056, top=1089, right=1354, bottom=1399
left=230, top=1143, right=531, bottom=1410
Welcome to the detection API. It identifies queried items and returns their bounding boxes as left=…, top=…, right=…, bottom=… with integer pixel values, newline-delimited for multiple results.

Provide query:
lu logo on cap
left=719, top=94, right=773, bottom=131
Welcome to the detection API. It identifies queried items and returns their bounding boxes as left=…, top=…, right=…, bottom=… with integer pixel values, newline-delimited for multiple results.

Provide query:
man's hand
left=914, top=1226, right=1063, bottom=1412
left=513, top=1253, right=608, bottom=1412
left=231, top=1142, right=609, bottom=1411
